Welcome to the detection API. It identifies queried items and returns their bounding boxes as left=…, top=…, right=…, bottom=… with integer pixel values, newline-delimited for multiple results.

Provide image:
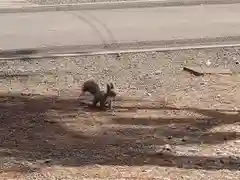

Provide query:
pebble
left=206, top=59, right=212, bottom=66
left=181, top=137, right=187, bottom=142
left=155, top=70, right=162, bottom=75
left=162, top=144, right=173, bottom=152
left=36, top=159, right=52, bottom=164
left=146, top=92, right=152, bottom=96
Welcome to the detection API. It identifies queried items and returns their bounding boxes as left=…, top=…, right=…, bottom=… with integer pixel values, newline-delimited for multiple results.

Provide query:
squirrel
left=81, top=80, right=117, bottom=110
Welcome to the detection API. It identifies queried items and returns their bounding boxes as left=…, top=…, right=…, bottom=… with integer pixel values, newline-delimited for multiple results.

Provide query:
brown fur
left=82, top=80, right=117, bottom=110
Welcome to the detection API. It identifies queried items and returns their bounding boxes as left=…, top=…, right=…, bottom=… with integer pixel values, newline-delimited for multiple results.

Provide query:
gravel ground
left=0, top=47, right=240, bottom=179
left=26, top=0, right=139, bottom=5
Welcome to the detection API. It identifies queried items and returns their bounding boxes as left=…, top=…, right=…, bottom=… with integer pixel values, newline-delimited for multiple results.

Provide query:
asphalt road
left=1, top=3, right=240, bottom=53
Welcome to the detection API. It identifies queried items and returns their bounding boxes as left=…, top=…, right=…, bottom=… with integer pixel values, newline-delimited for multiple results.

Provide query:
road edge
left=1, top=43, right=240, bottom=60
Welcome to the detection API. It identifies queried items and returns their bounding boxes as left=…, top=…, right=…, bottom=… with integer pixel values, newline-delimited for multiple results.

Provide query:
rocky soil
left=0, top=47, right=240, bottom=179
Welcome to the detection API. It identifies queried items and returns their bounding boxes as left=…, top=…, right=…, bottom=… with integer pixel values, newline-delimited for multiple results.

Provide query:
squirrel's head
left=106, top=83, right=117, bottom=98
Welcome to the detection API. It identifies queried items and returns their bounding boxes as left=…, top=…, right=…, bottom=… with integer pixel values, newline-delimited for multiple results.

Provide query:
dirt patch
left=0, top=48, right=240, bottom=179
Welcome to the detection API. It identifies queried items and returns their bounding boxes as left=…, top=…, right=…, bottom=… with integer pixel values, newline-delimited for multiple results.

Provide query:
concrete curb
left=1, top=0, right=240, bottom=13
left=1, top=43, right=240, bottom=61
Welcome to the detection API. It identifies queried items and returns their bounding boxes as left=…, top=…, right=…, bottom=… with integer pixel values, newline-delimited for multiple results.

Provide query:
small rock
left=36, top=159, right=51, bottom=164
left=206, top=59, right=212, bottom=66
left=186, top=126, right=199, bottom=131
left=93, top=164, right=102, bottom=168
left=44, top=120, right=57, bottom=124
left=187, top=148, right=199, bottom=153
left=169, top=125, right=177, bottom=129
left=162, top=144, right=173, bottom=152
left=181, top=137, right=187, bottom=142
left=229, top=155, right=239, bottom=161
left=150, top=51, right=156, bottom=54
left=219, top=159, right=225, bottom=164
left=155, top=70, right=162, bottom=75
left=233, top=107, right=238, bottom=111
left=216, top=149, right=221, bottom=155
left=116, top=53, right=121, bottom=58
left=141, top=169, right=150, bottom=173
left=146, top=92, right=152, bottom=96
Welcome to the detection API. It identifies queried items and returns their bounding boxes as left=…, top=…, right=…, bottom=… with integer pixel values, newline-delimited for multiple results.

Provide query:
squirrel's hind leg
left=92, top=97, right=99, bottom=107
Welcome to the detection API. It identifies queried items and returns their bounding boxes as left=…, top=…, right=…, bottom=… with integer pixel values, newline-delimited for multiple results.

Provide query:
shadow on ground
left=0, top=92, right=239, bottom=172
left=0, top=49, right=37, bottom=57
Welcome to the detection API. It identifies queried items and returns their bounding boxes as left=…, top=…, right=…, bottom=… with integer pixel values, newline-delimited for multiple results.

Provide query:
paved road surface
left=1, top=3, right=240, bottom=53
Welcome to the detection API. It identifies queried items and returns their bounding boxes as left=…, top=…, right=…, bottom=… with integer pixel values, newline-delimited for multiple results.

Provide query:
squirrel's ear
left=109, top=83, right=114, bottom=89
